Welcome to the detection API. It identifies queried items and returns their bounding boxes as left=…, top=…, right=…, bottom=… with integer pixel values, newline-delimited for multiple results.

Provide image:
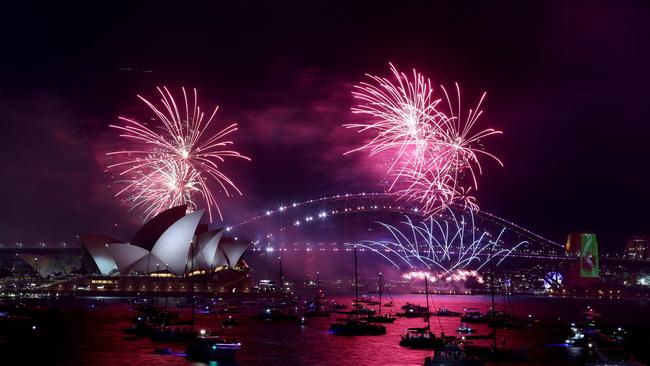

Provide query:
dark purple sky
left=0, top=1, right=648, bottom=251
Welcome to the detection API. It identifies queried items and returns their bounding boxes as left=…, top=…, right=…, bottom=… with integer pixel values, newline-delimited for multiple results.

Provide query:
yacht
left=364, top=313, right=396, bottom=323
left=303, top=272, right=331, bottom=317
left=329, top=247, right=386, bottom=336
left=345, top=304, right=376, bottom=316
left=456, top=324, right=474, bottom=334
left=364, top=273, right=396, bottom=323
left=400, top=326, right=440, bottom=349
left=460, top=308, right=486, bottom=323
left=397, top=303, right=429, bottom=318
left=185, top=335, right=241, bottom=361
left=423, top=343, right=484, bottom=366
left=329, top=317, right=386, bottom=336
left=330, top=301, right=347, bottom=310
left=256, top=305, right=296, bottom=321
left=356, top=295, right=381, bottom=305
left=434, top=307, right=461, bottom=317
left=400, top=272, right=438, bottom=349
left=150, top=325, right=197, bottom=342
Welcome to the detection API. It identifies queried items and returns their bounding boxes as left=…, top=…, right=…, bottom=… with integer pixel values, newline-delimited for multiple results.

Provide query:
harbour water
left=4, top=294, right=650, bottom=365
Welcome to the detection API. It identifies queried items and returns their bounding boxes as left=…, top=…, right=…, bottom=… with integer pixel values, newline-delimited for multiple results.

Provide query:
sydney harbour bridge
left=225, top=192, right=573, bottom=287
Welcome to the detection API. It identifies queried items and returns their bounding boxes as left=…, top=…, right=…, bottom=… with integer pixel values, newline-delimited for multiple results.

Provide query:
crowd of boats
left=2, top=246, right=638, bottom=365
left=0, top=286, right=639, bottom=365
left=115, top=248, right=534, bottom=364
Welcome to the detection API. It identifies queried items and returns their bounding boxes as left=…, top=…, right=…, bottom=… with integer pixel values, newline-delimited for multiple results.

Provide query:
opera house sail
left=75, top=206, right=252, bottom=294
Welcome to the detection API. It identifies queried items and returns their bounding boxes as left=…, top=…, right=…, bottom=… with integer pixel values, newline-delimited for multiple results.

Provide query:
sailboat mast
left=316, top=271, right=321, bottom=309
left=378, top=272, right=382, bottom=317
left=490, top=243, right=496, bottom=349
left=425, top=275, right=431, bottom=330
left=279, top=256, right=284, bottom=293
left=190, top=241, right=195, bottom=331
left=354, top=247, right=359, bottom=319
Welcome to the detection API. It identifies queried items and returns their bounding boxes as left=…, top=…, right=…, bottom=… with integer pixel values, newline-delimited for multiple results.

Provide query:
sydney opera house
left=67, top=205, right=253, bottom=295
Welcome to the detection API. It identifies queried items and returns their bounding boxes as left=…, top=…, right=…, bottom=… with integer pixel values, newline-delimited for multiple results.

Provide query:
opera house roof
left=80, top=206, right=250, bottom=276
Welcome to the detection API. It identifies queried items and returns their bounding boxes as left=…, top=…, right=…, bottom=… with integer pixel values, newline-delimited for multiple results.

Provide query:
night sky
left=0, top=1, right=648, bottom=252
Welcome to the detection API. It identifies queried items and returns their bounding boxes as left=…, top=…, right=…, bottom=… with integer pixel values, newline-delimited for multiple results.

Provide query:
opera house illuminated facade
left=72, top=205, right=253, bottom=295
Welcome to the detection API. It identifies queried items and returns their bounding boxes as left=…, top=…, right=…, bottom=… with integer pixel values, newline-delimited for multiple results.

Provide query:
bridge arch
left=227, top=192, right=564, bottom=255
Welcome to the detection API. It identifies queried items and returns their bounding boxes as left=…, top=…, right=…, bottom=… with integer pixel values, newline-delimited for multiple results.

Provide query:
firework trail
left=345, top=64, right=502, bottom=214
left=352, top=208, right=527, bottom=275
left=106, top=87, right=250, bottom=221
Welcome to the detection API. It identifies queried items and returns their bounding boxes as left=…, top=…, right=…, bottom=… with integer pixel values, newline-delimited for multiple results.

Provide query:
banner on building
left=580, top=233, right=599, bottom=278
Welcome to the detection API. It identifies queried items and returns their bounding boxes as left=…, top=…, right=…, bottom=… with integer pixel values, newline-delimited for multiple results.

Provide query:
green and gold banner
left=580, top=234, right=599, bottom=278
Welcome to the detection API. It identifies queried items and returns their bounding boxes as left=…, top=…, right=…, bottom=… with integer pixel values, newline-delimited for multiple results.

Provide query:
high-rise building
left=625, top=236, right=649, bottom=259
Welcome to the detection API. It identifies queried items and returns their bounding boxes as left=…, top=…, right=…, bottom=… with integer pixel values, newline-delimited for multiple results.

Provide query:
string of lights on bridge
left=225, top=192, right=563, bottom=249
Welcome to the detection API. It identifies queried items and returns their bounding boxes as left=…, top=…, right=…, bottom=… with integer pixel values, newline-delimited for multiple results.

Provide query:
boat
left=343, top=304, right=376, bottom=315
left=123, top=315, right=154, bottom=336
left=150, top=325, right=197, bottom=342
left=434, top=307, right=461, bottom=317
left=256, top=305, right=296, bottom=321
left=423, top=343, right=484, bottom=366
left=330, top=301, right=347, bottom=310
left=185, top=335, right=241, bottom=361
left=461, top=328, right=495, bottom=340
left=329, top=318, right=386, bottom=336
left=303, top=272, right=331, bottom=317
left=364, top=314, right=397, bottom=323
left=383, top=301, right=394, bottom=308
left=329, top=247, right=386, bottom=336
left=125, top=309, right=182, bottom=336
left=462, top=344, right=527, bottom=363
left=462, top=246, right=527, bottom=363
left=460, top=308, right=486, bottom=323
left=400, top=276, right=439, bottom=349
left=364, top=273, right=396, bottom=323
left=365, top=313, right=396, bottom=323
left=397, top=303, right=430, bottom=318
left=456, top=324, right=474, bottom=334
left=355, top=295, right=381, bottom=305
left=400, top=326, right=441, bottom=349
left=296, top=316, right=307, bottom=326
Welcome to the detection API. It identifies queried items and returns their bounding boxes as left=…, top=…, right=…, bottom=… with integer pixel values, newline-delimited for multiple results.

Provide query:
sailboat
left=329, top=247, right=386, bottom=336
left=399, top=274, right=441, bottom=349
left=304, top=272, right=330, bottom=317
left=462, top=245, right=527, bottom=362
left=151, top=248, right=198, bottom=343
left=364, top=273, right=396, bottom=323
left=185, top=239, right=242, bottom=361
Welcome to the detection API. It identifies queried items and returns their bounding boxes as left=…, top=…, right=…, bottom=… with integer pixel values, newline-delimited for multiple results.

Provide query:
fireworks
left=352, top=208, right=527, bottom=274
left=345, top=64, right=444, bottom=182
left=106, top=87, right=250, bottom=221
left=402, top=269, right=484, bottom=284
left=345, top=64, right=502, bottom=214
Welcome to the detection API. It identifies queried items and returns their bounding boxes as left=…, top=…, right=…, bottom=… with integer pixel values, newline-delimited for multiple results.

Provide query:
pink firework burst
left=346, top=64, right=502, bottom=215
left=345, top=63, right=447, bottom=187
left=106, top=87, right=250, bottom=222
